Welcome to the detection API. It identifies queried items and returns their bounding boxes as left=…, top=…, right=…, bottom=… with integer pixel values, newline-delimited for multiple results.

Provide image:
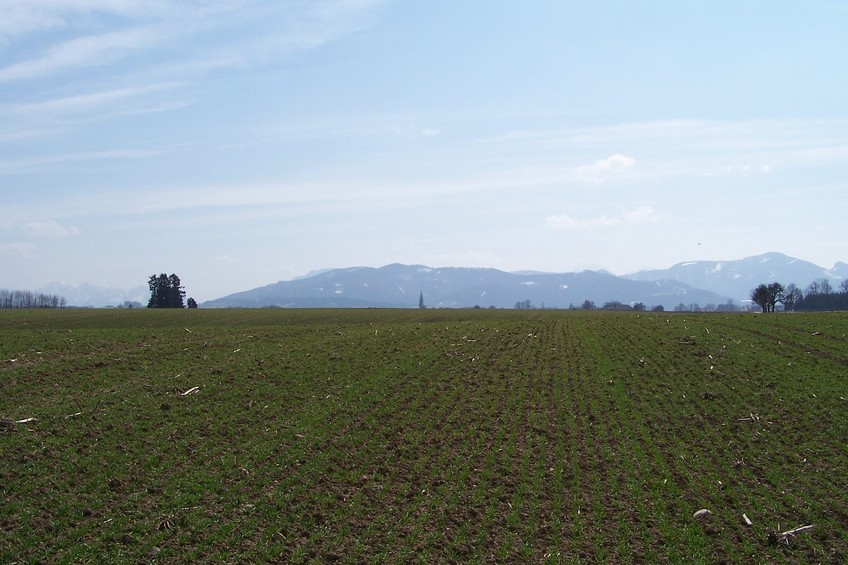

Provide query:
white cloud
left=20, top=219, right=80, bottom=237
left=575, top=153, right=636, bottom=182
left=621, top=206, right=660, bottom=223
left=0, top=4, right=64, bottom=42
left=546, top=206, right=660, bottom=230
left=709, top=163, right=774, bottom=177
left=0, top=242, right=36, bottom=256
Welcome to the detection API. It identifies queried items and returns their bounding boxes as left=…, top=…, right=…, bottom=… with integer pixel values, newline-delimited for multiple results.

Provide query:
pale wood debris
left=1, top=417, right=37, bottom=431
left=770, top=524, right=814, bottom=546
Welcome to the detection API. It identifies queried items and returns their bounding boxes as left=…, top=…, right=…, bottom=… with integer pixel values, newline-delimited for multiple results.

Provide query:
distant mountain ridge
left=625, top=252, right=845, bottom=301
left=203, top=263, right=730, bottom=309
left=203, top=252, right=846, bottom=309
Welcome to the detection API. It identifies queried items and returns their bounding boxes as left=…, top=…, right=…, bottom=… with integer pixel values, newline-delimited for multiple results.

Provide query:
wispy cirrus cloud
left=7, top=82, right=184, bottom=115
left=0, top=1, right=383, bottom=83
left=0, top=0, right=385, bottom=147
left=546, top=206, right=661, bottom=230
left=0, top=26, right=165, bottom=84
left=20, top=219, right=79, bottom=238
left=0, top=1, right=229, bottom=46
left=0, top=148, right=159, bottom=174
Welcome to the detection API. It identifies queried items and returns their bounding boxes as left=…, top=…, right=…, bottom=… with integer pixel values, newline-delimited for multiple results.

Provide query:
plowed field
left=1, top=309, right=846, bottom=563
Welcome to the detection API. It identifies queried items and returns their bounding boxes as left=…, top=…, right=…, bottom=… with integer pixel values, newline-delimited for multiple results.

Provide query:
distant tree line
left=791, top=278, right=848, bottom=311
left=751, top=278, right=848, bottom=312
left=0, top=289, right=67, bottom=309
left=516, top=299, right=663, bottom=311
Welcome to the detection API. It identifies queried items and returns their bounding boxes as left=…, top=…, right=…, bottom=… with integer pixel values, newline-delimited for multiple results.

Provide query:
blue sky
left=2, top=1, right=847, bottom=302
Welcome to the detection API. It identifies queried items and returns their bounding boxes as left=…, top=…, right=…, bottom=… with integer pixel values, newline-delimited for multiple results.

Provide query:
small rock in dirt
left=693, top=509, right=712, bottom=520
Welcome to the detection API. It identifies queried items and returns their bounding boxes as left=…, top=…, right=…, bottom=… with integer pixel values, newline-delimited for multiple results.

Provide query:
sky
left=2, top=0, right=847, bottom=302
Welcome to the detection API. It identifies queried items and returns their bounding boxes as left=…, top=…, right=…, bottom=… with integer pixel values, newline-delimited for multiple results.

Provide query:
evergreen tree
left=167, top=274, right=185, bottom=308
left=147, top=273, right=186, bottom=308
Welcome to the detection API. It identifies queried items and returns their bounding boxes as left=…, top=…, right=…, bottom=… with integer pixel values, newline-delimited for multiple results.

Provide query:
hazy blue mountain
left=38, top=282, right=148, bottom=308
left=832, top=262, right=848, bottom=279
left=202, top=264, right=729, bottom=309
left=626, top=252, right=843, bottom=301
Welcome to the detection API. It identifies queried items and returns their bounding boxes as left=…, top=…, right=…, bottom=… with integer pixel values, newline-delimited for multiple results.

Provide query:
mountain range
left=36, top=252, right=843, bottom=308
left=37, top=282, right=148, bottom=308
left=201, top=252, right=846, bottom=310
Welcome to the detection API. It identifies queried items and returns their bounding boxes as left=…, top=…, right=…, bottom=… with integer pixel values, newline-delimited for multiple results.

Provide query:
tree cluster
left=750, top=282, right=784, bottom=313
left=147, top=274, right=186, bottom=308
left=751, top=278, right=848, bottom=312
left=0, top=289, right=67, bottom=309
